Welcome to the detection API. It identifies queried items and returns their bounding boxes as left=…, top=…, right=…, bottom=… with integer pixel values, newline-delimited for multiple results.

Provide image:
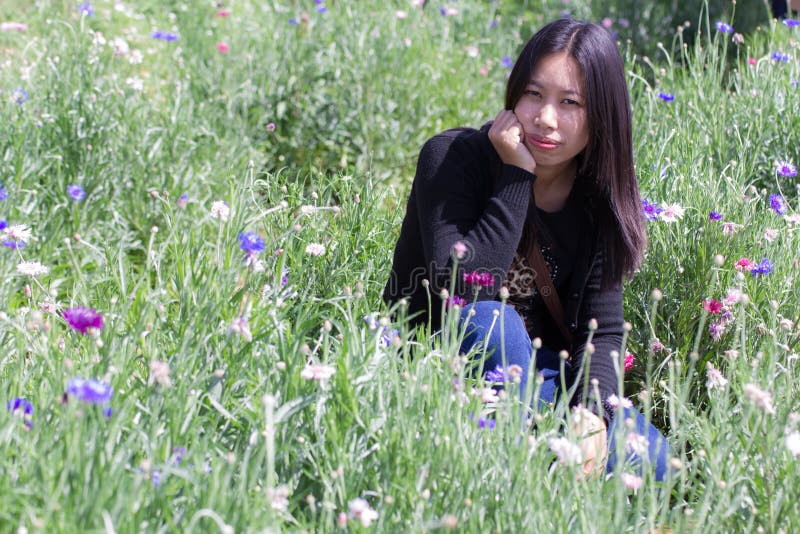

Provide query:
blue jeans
left=458, top=300, right=671, bottom=481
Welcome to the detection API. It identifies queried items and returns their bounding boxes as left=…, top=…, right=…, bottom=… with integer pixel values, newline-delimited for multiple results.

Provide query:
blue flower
left=66, top=377, right=114, bottom=404
left=288, top=17, right=298, bottom=25
left=172, top=446, right=186, bottom=465
left=0, top=220, right=7, bottom=230
left=7, top=398, right=34, bottom=428
left=485, top=365, right=508, bottom=383
left=3, top=240, right=25, bottom=249
left=657, top=92, right=674, bottom=102
left=238, top=232, right=266, bottom=254
left=477, top=416, right=496, bottom=430
left=709, top=211, right=722, bottom=221
left=771, top=51, right=789, bottom=62
left=750, top=258, right=773, bottom=277
left=501, top=56, right=513, bottom=68
left=151, top=30, right=179, bottom=41
left=776, top=160, right=797, bottom=177
left=316, top=6, right=327, bottom=13
left=151, top=469, right=161, bottom=487
left=177, top=193, right=188, bottom=208
left=715, top=21, right=734, bottom=33
left=0, top=182, right=7, bottom=201
left=769, top=193, right=787, bottom=215
left=78, top=2, right=94, bottom=16
left=782, top=18, right=800, bottom=27
left=381, top=328, right=399, bottom=347
left=67, top=184, right=85, bottom=202
left=12, top=88, right=28, bottom=105
left=641, top=198, right=663, bottom=221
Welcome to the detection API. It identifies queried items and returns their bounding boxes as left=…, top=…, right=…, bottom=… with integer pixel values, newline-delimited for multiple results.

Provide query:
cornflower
left=210, top=200, right=230, bottom=221
left=776, top=160, right=797, bottom=177
left=445, top=295, right=467, bottom=308
left=771, top=51, right=790, bottom=62
left=659, top=203, right=685, bottom=223
left=7, top=398, right=33, bottom=428
left=702, top=299, right=723, bottom=314
left=0, top=182, right=7, bottom=201
left=625, top=432, right=649, bottom=456
left=620, top=473, right=644, bottom=491
left=151, top=30, right=179, bottom=41
left=750, top=258, right=773, bottom=277
left=715, top=21, right=734, bottom=33
left=624, top=352, right=635, bottom=371
left=78, top=2, right=94, bottom=16
left=709, top=321, right=727, bottom=341
left=709, top=211, right=722, bottom=222
left=300, top=363, right=336, bottom=381
left=786, top=432, right=800, bottom=456
left=16, top=261, right=48, bottom=277
left=238, top=232, right=265, bottom=254
left=783, top=19, right=800, bottom=28
left=62, top=306, right=104, bottom=333
left=305, top=243, right=325, bottom=256
left=548, top=436, right=583, bottom=465
left=501, top=56, right=513, bottom=68
left=705, top=363, right=728, bottom=390
left=657, top=92, right=674, bottom=102
left=12, top=88, right=28, bottom=105
left=66, top=377, right=113, bottom=404
left=770, top=194, right=787, bottom=215
left=67, top=184, right=85, bottom=201
left=641, top=198, right=662, bottom=220
left=606, top=394, right=633, bottom=410
left=734, top=257, right=754, bottom=271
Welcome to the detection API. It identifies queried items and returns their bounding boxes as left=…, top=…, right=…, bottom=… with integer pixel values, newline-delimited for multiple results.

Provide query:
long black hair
left=506, top=18, right=646, bottom=285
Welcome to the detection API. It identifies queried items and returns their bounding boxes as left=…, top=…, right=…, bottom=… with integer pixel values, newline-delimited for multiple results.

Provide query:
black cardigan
left=383, top=124, right=624, bottom=415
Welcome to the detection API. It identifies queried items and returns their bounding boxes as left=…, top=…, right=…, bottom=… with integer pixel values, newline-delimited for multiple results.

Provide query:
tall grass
left=1, top=0, right=800, bottom=531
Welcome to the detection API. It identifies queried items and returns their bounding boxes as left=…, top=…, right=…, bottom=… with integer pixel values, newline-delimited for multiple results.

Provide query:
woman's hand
left=488, top=109, right=536, bottom=175
left=569, top=408, right=608, bottom=480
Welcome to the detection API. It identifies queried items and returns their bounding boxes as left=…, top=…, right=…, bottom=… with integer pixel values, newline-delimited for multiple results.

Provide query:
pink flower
left=300, top=363, right=336, bottom=381
left=624, top=352, right=635, bottom=372
left=702, top=299, right=723, bottom=314
left=744, top=383, right=775, bottom=414
left=748, top=57, right=756, bottom=65
left=445, top=296, right=467, bottom=309
left=216, top=9, right=231, bottom=17
left=452, top=241, right=467, bottom=259
left=620, top=472, right=643, bottom=490
left=1, top=22, right=27, bottom=31
left=463, top=271, right=493, bottom=287
left=266, top=122, right=276, bottom=131
left=734, top=257, right=754, bottom=271
left=216, top=42, right=229, bottom=53
left=62, top=307, right=104, bottom=334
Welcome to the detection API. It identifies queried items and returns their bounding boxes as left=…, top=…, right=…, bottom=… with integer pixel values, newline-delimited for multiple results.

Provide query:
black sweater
left=383, top=124, right=624, bottom=415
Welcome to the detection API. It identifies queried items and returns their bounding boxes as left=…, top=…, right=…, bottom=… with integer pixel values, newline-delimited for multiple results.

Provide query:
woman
left=383, top=18, right=669, bottom=480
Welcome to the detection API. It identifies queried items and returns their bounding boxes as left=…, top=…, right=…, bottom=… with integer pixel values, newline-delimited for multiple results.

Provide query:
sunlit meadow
left=1, top=0, right=800, bottom=532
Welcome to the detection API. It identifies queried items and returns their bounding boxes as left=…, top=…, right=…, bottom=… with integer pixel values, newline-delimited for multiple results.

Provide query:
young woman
left=383, top=18, right=670, bottom=480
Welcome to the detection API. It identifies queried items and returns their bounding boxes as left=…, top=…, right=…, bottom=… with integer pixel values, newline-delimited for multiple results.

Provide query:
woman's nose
left=537, top=104, right=557, bottom=129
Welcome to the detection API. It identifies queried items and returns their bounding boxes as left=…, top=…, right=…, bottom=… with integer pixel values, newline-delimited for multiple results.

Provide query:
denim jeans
left=458, top=300, right=671, bottom=481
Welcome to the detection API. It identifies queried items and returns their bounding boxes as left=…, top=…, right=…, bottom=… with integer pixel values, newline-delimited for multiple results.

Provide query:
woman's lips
left=526, top=134, right=560, bottom=150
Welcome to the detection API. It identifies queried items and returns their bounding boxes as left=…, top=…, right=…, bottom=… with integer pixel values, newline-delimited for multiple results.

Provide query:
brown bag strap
left=526, top=235, right=573, bottom=347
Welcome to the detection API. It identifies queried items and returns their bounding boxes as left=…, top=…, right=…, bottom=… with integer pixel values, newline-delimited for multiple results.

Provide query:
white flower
left=149, top=360, right=172, bottom=387
left=779, top=318, right=794, bottom=331
left=125, top=76, right=143, bottom=91
left=300, top=364, right=336, bottom=382
left=3, top=224, right=32, bottom=243
left=620, top=472, right=643, bottom=490
left=722, top=222, right=742, bottom=236
left=744, top=383, right=775, bottom=414
left=268, top=485, right=290, bottom=512
left=723, top=288, right=742, bottom=307
left=625, top=432, right=650, bottom=456
left=763, top=228, right=779, bottom=243
left=395, top=10, right=408, bottom=19
left=480, top=387, right=499, bottom=403
left=299, top=205, right=316, bottom=216
left=16, top=261, right=48, bottom=277
left=227, top=315, right=252, bottom=342
left=210, top=200, right=230, bottom=222
left=111, top=37, right=130, bottom=56
left=705, top=364, right=728, bottom=390
left=658, top=203, right=685, bottom=223
left=606, top=394, right=633, bottom=410
left=785, top=213, right=800, bottom=226
left=348, top=498, right=379, bottom=528
left=786, top=431, right=800, bottom=457
left=129, top=49, right=143, bottom=64
left=305, top=243, right=325, bottom=256
left=548, top=436, right=583, bottom=466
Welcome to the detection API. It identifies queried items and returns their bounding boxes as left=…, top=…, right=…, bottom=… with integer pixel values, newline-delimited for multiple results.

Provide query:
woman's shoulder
left=418, top=122, right=495, bottom=167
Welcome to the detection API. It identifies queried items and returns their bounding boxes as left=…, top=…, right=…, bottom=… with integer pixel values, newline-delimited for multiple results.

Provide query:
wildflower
left=381, top=328, right=399, bottom=347
left=216, top=42, right=229, bottom=53
left=624, top=352, right=634, bottom=371
left=177, top=193, right=188, bottom=208
left=7, top=398, right=34, bottom=428
left=305, top=243, right=326, bottom=256
left=149, top=361, right=172, bottom=387
left=776, top=160, right=797, bottom=177
left=269, top=485, right=291, bottom=512
left=734, top=257, right=754, bottom=271
left=210, top=200, right=230, bottom=222
left=657, top=92, right=674, bottom=102
left=216, top=9, right=231, bottom=17
left=641, top=198, right=662, bottom=221
left=266, top=122, right=276, bottom=131
left=705, top=363, right=728, bottom=390
left=238, top=232, right=265, bottom=255
left=151, top=30, right=179, bottom=41
left=445, top=295, right=467, bottom=308
left=66, top=377, right=113, bottom=404
left=125, top=76, right=143, bottom=91
left=764, top=228, right=778, bottom=242
left=62, top=306, right=103, bottom=333
left=743, top=383, right=775, bottom=414
left=463, top=271, right=493, bottom=287
left=172, top=446, right=186, bottom=465
left=12, top=88, right=28, bottom=105
left=501, top=56, right=513, bottom=68
left=485, top=365, right=507, bottom=383
left=0, top=183, right=7, bottom=201
left=78, top=2, right=94, bottom=16
left=348, top=498, right=379, bottom=528
left=786, top=431, right=800, bottom=457
left=300, top=363, right=336, bottom=381
left=723, top=288, right=742, bottom=306
left=452, top=240, right=467, bottom=259
left=770, top=194, right=787, bottom=215
left=783, top=19, right=800, bottom=28
left=0, top=22, right=27, bottom=31
left=227, top=315, right=252, bottom=342
left=651, top=339, right=665, bottom=352
left=709, top=321, right=727, bottom=341
left=606, top=394, right=633, bottom=410
left=772, top=51, right=790, bottom=62
left=288, top=17, right=299, bottom=25
left=480, top=387, right=499, bottom=403
left=0, top=220, right=6, bottom=230
left=625, top=432, right=649, bottom=456
left=702, top=299, right=723, bottom=314
left=750, top=258, right=773, bottom=277
left=476, top=415, right=496, bottom=430
left=67, top=184, right=86, bottom=201
left=151, top=470, right=161, bottom=487
left=548, top=436, right=583, bottom=465
left=659, top=203, right=685, bottom=223
left=17, top=261, right=48, bottom=277
left=710, top=211, right=722, bottom=222
left=316, top=6, right=328, bottom=13
left=715, top=21, right=734, bottom=33
left=620, top=472, right=643, bottom=491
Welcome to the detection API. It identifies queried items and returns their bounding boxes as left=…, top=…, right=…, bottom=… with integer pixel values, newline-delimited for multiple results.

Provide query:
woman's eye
left=525, top=90, right=541, bottom=97
left=563, top=99, right=580, bottom=106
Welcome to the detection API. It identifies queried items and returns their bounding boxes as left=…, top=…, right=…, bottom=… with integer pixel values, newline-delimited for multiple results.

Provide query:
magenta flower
left=446, top=295, right=467, bottom=308
left=776, top=160, right=797, bottom=178
left=463, top=271, right=493, bottom=287
left=624, top=352, right=635, bottom=371
left=62, top=306, right=104, bottom=333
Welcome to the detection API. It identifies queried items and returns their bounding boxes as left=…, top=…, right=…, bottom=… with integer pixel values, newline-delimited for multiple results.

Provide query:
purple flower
left=784, top=19, right=800, bottom=27
left=769, top=193, right=787, bottom=215
left=641, top=197, right=663, bottom=221
left=172, top=446, right=187, bottom=465
left=501, top=56, right=513, bottom=68
left=776, top=160, right=797, bottom=177
left=62, top=306, right=104, bottom=333
left=316, top=6, right=327, bottom=13
left=751, top=258, right=773, bottom=277
left=12, top=88, right=28, bottom=105
left=657, top=92, right=675, bottom=102
left=7, top=398, right=34, bottom=428
left=67, top=184, right=85, bottom=201
left=709, top=321, right=726, bottom=341
left=0, top=183, right=7, bottom=201
left=771, top=51, right=790, bottom=62
left=177, top=193, right=188, bottom=208
left=0, top=219, right=7, bottom=230
left=151, top=469, right=161, bottom=487
left=288, top=17, right=298, bottom=25
left=66, top=377, right=114, bottom=404
left=151, top=30, right=179, bottom=41
left=477, top=416, right=496, bottom=430
left=485, top=365, right=507, bottom=383
left=237, top=232, right=266, bottom=254
left=445, top=295, right=467, bottom=308
left=78, top=2, right=94, bottom=16
left=715, top=21, right=734, bottom=33
left=3, top=240, right=24, bottom=249
left=381, top=328, right=399, bottom=347
left=709, top=211, right=722, bottom=221
left=280, top=268, right=289, bottom=287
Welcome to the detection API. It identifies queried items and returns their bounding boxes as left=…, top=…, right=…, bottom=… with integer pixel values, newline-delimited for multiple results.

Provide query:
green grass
left=1, top=0, right=800, bottom=531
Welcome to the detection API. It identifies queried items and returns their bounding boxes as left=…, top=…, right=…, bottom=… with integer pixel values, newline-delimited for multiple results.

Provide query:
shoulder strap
left=526, top=235, right=573, bottom=348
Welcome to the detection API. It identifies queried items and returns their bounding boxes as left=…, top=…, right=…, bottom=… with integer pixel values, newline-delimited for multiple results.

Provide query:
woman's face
left=513, top=52, right=589, bottom=177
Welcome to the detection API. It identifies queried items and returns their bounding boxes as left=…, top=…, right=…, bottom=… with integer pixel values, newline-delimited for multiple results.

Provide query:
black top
left=383, top=123, right=625, bottom=418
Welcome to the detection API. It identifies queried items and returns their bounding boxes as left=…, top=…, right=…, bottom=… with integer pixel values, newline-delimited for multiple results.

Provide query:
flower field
left=1, top=0, right=800, bottom=531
